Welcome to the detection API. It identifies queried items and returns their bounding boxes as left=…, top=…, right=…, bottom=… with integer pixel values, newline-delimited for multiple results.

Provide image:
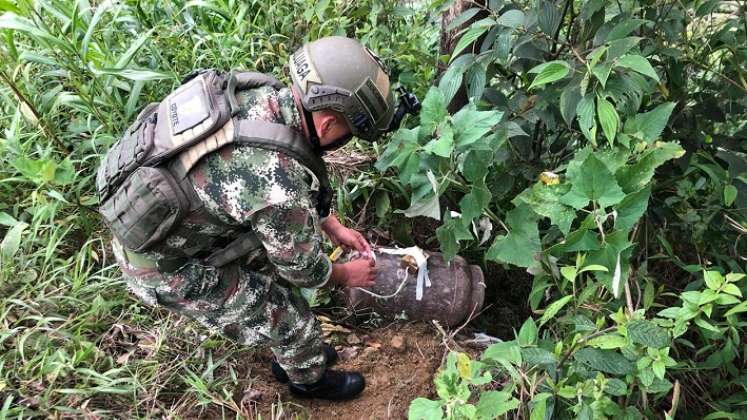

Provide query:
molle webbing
left=173, top=118, right=333, bottom=217
left=98, top=69, right=333, bottom=270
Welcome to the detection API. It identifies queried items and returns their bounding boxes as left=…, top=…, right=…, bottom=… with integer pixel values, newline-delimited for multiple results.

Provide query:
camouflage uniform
left=112, top=86, right=330, bottom=384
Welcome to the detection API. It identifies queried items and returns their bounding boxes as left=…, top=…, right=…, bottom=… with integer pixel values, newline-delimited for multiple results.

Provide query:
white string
left=353, top=267, right=412, bottom=299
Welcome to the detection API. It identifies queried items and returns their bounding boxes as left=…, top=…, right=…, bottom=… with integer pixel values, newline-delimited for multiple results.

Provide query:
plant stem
left=0, top=70, right=69, bottom=153
left=550, top=0, right=572, bottom=56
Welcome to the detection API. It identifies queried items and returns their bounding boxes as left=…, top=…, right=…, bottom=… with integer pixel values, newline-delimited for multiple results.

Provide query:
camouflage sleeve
left=191, top=143, right=332, bottom=288
left=248, top=159, right=332, bottom=288
left=250, top=198, right=332, bottom=289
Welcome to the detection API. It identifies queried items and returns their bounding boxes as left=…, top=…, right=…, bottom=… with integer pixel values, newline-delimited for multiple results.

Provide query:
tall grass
left=0, top=0, right=438, bottom=416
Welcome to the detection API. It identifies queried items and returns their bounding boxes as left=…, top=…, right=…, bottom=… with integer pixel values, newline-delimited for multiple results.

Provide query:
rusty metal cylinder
left=345, top=251, right=485, bottom=327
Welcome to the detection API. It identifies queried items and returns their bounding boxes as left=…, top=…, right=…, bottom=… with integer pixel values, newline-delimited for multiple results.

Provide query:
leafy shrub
left=379, top=0, right=747, bottom=418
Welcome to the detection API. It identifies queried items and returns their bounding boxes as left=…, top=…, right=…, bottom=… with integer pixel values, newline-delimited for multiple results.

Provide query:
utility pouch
left=99, top=166, right=189, bottom=252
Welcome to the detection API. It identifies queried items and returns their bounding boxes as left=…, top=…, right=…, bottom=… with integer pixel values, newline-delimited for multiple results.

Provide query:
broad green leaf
left=521, top=347, right=557, bottom=365
left=466, top=63, right=487, bottom=101
left=486, top=205, right=540, bottom=267
left=694, top=317, right=721, bottom=333
left=607, top=18, right=647, bottom=41
left=513, top=182, right=575, bottom=235
left=605, top=378, right=628, bottom=396
left=561, top=154, right=626, bottom=209
left=528, top=61, right=570, bottom=89
left=402, top=171, right=440, bottom=220
left=702, top=411, right=742, bottom=420
left=615, top=186, right=651, bottom=230
left=476, top=392, right=519, bottom=419
left=652, top=359, right=666, bottom=379
left=1, top=222, right=27, bottom=260
left=725, top=301, right=747, bottom=317
left=496, top=9, right=524, bottom=28
left=450, top=25, right=489, bottom=61
left=726, top=273, right=746, bottom=283
left=483, top=341, right=522, bottom=364
left=607, top=37, right=643, bottom=59
left=436, top=211, right=473, bottom=261
left=724, top=184, right=737, bottom=206
left=408, top=398, right=444, bottom=420
left=539, top=295, right=573, bottom=326
left=518, top=317, right=538, bottom=346
left=624, top=102, right=675, bottom=143
left=461, top=150, right=493, bottom=182
left=423, top=123, right=454, bottom=158
left=459, top=183, right=491, bottom=221
left=587, top=334, right=629, bottom=349
left=376, top=128, right=418, bottom=171
left=592, top=62, right=614, bottom=87
left=574, top=348, right=634, bottom=375
left=576, top=95, right=597, bottom=144
left=438, top=64, right=465, bottom=105
left=560, top=86, right=582, bottom=126
left=696, top=0, right=721, bottom=16
left=588, top=46, right=608, bottom=68
left=627, top=320, right=669, bottom=348
left=615, top=55, right=660, bottom=82
left=561, top=266, right=577, bottom=282
left=616, top=142, right=685, bottom=193
left=529, top=394, right=549, bottom=420
left=553, top=228, right=602, bottom=253
left=704, top=270, right=724, bottom=290
left=420, top=87, right=448, bottom=134
left=452, top=105, right=502, bottom=148
left=597, top=96, right=619, bottom=145
left=446, top=7, right=481, bottom=30
left=722, top=283, right=742, bottom=297
left=538, top=1, right=562, bottom=35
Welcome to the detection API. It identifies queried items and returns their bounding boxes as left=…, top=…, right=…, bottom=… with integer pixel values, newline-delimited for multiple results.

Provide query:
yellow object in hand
left=329, top=246, right=344, bottom=262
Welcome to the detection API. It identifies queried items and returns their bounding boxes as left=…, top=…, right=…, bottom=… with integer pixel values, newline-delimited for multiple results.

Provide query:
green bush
left=377, top=0, right=747, bottom=418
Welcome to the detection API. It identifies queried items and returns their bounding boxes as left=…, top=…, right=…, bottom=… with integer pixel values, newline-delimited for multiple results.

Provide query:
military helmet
left=288, top=36, right=395, bottom=142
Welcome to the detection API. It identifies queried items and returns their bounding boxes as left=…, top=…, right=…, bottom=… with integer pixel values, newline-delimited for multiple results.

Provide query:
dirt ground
left=233, top=322, right=445, bottom=419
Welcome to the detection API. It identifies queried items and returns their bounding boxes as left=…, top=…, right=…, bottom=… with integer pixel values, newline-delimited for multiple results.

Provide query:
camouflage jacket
left=114, top=86, right=332, bottom=291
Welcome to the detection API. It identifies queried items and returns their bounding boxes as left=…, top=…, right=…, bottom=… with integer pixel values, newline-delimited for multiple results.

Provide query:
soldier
left=97, top=36, right=418, bottom=401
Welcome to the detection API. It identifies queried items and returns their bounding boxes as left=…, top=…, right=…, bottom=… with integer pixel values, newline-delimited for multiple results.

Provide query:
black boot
left=271, top=344, right=338, bottom=384
left=289, top=369, right=365, bottom=400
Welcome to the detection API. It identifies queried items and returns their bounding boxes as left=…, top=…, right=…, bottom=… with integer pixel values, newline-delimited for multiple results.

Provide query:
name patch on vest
left=168, top=78, right=210, bottom=135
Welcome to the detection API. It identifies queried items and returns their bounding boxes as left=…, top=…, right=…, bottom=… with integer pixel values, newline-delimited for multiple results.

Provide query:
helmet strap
left=302, top=108, right=322, bottom=152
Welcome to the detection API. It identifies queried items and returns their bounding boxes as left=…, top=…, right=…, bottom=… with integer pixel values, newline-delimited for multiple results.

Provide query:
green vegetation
left=1, top=0, right=746, bottom=418
left=389, top=0, right=747, bottom=418
left=0, top=0, right=436, bottom=417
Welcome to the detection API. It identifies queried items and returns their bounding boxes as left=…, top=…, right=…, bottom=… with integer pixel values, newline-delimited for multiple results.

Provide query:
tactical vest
left=96, top=70, right=332, bottom=269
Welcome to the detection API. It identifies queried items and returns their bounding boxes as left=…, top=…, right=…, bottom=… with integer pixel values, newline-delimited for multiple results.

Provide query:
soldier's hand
left=331, top=258, right=377, bottom=288
left=322, top=216, right=372, bottom=257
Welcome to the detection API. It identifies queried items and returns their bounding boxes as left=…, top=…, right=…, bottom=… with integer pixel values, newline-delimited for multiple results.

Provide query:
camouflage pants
left=116, top=250, right=326, bottom=384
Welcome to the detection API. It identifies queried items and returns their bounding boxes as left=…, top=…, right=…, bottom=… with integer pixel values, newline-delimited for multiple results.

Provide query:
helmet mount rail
left=386, top=86, right=421, bottom=134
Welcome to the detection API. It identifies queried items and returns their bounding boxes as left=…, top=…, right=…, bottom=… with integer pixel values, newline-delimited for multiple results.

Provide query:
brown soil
left=234, top=323, right=444, bottom=419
